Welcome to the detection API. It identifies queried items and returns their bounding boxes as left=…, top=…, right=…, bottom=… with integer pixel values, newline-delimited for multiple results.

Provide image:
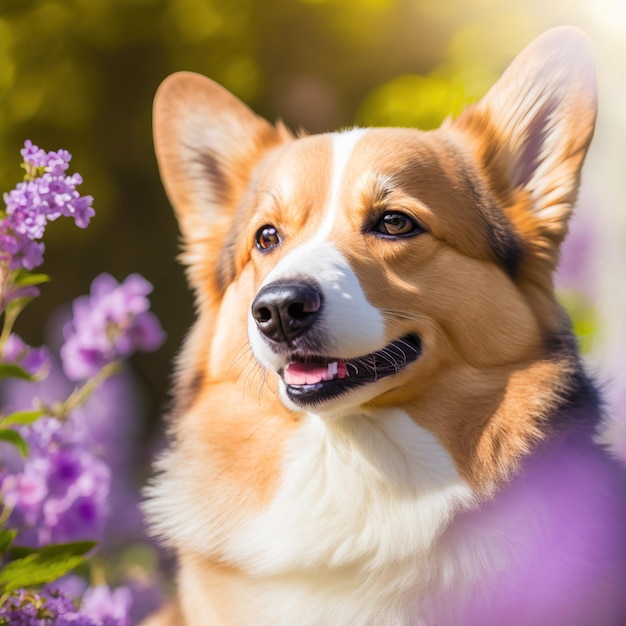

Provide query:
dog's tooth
left=323, top=362, right=336, bottom=381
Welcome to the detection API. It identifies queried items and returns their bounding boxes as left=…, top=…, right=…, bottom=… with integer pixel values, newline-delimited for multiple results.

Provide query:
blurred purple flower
left=0, top=588, right=77, bottom=625
left=0, top=283, right=41, bottom=313
left=60, top=273, right=165, bottom=381
left=125, top=578, right=165, bottom=625
left=0, top=585, right=132, bottom=626
left=2, top=334, right=51, bottom=378
left=0, top=470, right=47, bottom=525
left=0, top=140, right=94, bottom=270
left=80, top=585, right=132, bottom=626
left=555, top=210, right=596, bottom=295
left=0, top=350, right=154, bottom=549
left=0, top=416, right=111, bottom=547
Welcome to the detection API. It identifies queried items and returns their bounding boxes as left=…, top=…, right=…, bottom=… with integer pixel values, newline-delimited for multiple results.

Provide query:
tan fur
left=144, top=27, right=597, bottom=625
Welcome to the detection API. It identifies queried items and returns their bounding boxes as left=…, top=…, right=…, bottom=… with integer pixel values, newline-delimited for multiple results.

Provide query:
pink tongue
left=284, top=360, right=348, bottom=386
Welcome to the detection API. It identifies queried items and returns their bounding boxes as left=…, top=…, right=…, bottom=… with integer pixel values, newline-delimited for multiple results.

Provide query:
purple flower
left=60, top=273, right=165, bottom=381
left=0, top=470, right=47, bottom=525
left=0, top=283, right=41, bottom=312
left=0, top=585, right=132, bottom=626
left=21, top=140, right=71, bottom=177
left=0, top=141, right=94, bottom=270
left=2, top=334, right=51, bottom=378
left=0, top=588, right=77, bottom=625
left=80, top=585, right=132, bottom=626
left=1, top=350, right=153, bottom=549
left=0, top=417, right=111, bottom=547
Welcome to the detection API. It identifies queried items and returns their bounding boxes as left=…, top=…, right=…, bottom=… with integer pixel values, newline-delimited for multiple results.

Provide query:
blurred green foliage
left=2, top=0, right=589, bottom=432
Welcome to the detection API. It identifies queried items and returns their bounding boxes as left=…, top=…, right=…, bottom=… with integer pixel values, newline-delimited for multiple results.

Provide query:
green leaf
left=1, top=410, right=44, bottom=428
left=0, top=541, right=97, bottom=593
left=0, top=530, right=17, bottom=555
left=0, top=363, right=35, bottom=381
left=6, top=545, right=37, bottom=560
left=10, top=270, right=50, bottom=288
left=0, top=428, right=29, bottom=456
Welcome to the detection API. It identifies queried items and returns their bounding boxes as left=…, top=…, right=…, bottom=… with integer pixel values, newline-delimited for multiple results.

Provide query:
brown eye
left=255, top=224, right=281, bottom=252
left=374, top=212, right=422, bottom=238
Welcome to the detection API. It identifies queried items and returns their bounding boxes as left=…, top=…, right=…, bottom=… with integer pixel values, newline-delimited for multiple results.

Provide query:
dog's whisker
left=346, top=362, right=360, bottom=375
left=229, top=343, right=255, bottom=371
left=382, top=309, right=451, bottom=351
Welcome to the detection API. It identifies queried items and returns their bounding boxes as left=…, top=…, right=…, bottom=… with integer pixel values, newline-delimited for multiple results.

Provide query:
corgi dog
left=143, top=26, right=626, bottom=626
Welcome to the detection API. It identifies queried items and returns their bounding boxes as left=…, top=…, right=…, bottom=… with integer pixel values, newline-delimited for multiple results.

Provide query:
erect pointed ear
left=452, top=27, right=597, bottom=257
left=153, top=71, right=292, bottom=260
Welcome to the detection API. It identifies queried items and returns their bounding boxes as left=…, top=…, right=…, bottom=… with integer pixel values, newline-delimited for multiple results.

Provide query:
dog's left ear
left=452, top=26, right=597, bottom=254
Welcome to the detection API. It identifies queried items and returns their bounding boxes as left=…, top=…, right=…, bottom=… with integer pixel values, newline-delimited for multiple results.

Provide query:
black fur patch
left=546, top=322, right=603, bottom=431
left=464, top=170, right=524, bottom=278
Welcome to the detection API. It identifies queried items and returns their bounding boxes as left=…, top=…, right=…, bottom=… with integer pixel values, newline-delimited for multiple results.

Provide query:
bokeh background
left=1, top=0, right=625, bottom=575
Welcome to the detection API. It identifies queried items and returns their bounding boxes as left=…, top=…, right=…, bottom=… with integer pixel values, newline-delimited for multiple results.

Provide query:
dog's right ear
left=153, top=72, right=291, bottom=286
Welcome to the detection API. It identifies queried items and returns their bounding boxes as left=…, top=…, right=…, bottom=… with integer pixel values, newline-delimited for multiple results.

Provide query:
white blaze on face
left=316, top=128, right=367, bottom=242
left=248, top=129, right=386, bottom=372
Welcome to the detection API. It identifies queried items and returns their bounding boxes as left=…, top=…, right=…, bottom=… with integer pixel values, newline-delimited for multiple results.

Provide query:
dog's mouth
left=279, top=333, right=422, bottom=406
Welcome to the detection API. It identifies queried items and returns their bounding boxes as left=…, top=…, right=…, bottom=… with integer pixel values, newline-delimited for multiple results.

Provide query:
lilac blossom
left=0, top=358, right=113, bottom=548
left=2, top=334, right=51, bottom=378
left=0, top=354, right=165, bottom=621
left=0, top=141, right=94, bottom=270
left=60, top=273, right=165, bottom=381
left=0, top=283, right=41, bottom=313
left=0, top=585, right=132, bottom=625
left=0, top=141, right=165, bottom=624
left=80, top=585, right=132, bottom=625
left=0, top=416, right=111, bottom=547
left=1, top=327, right=155, bottom=549
left=0, top=588, right=76, bottom=625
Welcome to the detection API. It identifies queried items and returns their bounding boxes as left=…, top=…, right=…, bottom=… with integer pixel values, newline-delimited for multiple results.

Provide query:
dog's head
left=154, top=27, right=596, bottom=486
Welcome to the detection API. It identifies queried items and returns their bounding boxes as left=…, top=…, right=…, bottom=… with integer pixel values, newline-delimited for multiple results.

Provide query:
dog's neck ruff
left=147, top=407, right=480, bottom=624
left=221, top=408, right=475, bottom=574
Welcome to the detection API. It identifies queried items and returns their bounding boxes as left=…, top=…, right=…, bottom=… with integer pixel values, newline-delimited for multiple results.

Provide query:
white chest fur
left=227, top=408, right=475, bottom=572
left=213, top=408, right=477, bottom=624
left=147, top=408, right=479, bottom=624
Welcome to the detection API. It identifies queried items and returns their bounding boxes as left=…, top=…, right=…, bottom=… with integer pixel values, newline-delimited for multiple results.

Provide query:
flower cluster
left=0, top=584, right=132, bottom=626
left=0, top=140, right=94, bottom=270
left=0, top=141, right=165, bottom=625
left=2, top=334, right=51, bottom=378
left=60, top=273, right=165, bottom=381
left=0, top=587, right=77, bottom=625
left=0, top=274, right=166, bottom=538
left=1, top=416, right=111, bottom=547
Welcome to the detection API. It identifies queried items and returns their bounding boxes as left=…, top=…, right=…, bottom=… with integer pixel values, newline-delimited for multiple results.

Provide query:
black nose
left=251, top=281, right=322, bottom=343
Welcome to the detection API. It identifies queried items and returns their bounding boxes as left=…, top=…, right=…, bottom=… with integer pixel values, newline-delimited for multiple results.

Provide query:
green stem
left=43, top=361, right=122, bottom=421
left=0, top=306, right=19, bottom=357
left=0, top=263, right=12, bottom=354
